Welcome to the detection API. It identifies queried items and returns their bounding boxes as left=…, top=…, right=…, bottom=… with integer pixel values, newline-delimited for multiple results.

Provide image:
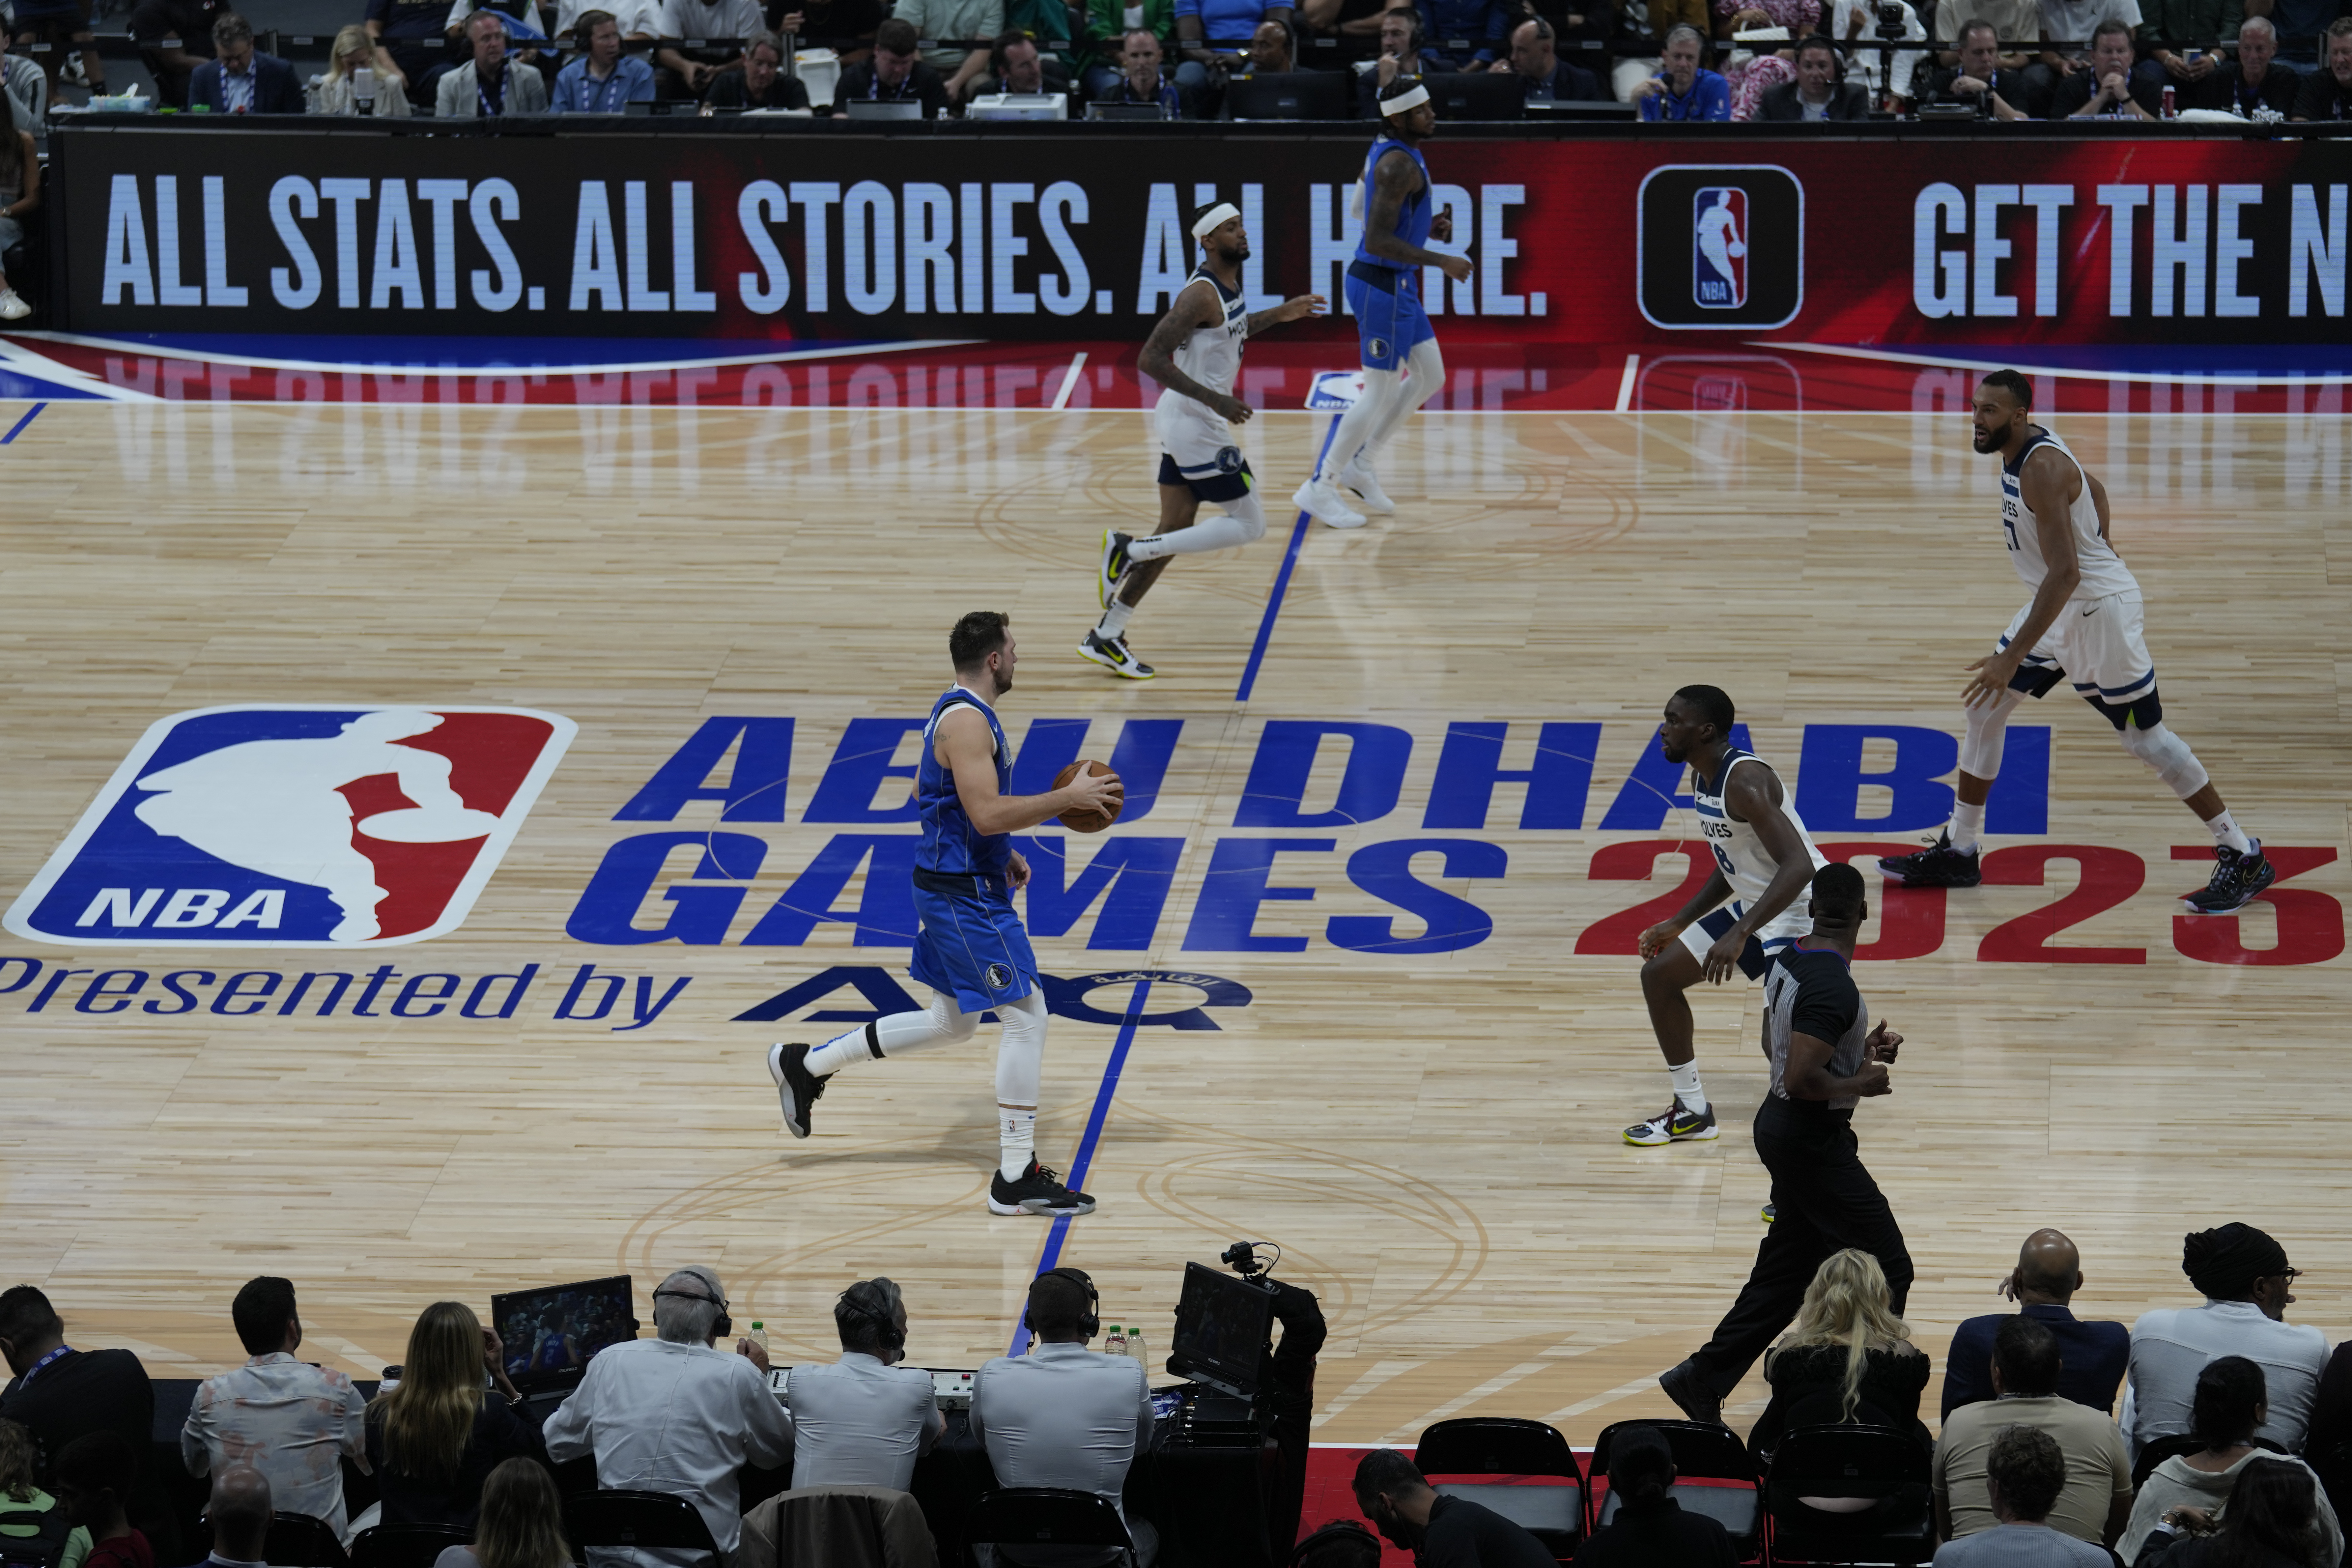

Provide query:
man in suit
left=1756, top=32, right=1871, bottom=115
left=188, top=13, right=305, bottom=111
left=1942, top=1229, right=2133, bottom=1418
left=0, top=1287, right=176, bottom=1561
left=437, top=10, right=552, bottom=114
left=1504, top=16, right=1599, bottom=100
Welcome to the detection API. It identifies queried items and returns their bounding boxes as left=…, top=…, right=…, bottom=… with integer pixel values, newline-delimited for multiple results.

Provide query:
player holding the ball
left=767, top=611, right=1125, bottom=1218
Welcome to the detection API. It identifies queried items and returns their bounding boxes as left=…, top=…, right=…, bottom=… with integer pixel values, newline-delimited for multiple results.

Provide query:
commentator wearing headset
left=542, top=1267, right=794, bottom=1568
left=777, top=1278, right=944, bottom=1489
left=971, top=1269, right=1159, bottom=1566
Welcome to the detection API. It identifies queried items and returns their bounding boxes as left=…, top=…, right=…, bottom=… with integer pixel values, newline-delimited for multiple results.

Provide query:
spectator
left=771, top=1280, right=940, bottom=1491
left=891, top=0, right=1003, bottom=97
left=1614, top=0, right=1711, bottom=97
left=1234, top=15, right=1293, bottom=71
left=1416, top=0, right=1511, bottom=66
left=2136, top=1458, right=2335, bottom=1568
left=1079, top=0, right=1173, bottom=92
left=0, top=1420, right=72, bottom=1568
left=552, top=10, right=656, bottom=105
left=1932, top=0, right=2049, bottom=110
left=1934, top=1318, right=2132, bottom=1549
left=705, top=28, right=811, bottom=101
left=2, top=41, right=46, bottom=130
left=2269, top=0, right=2338, bottom=42
left=2038, top=0, right=2139, bottom=85
left=1756, top=33, right=1869, bottom=111
left=969, top=1270, right=1157, bottom=1567
left=445, top=0, right=553, bottom=51
left=2126, top=1225, right=2328, bottom=1458
left=430, top=1458, right=571, bottom=1568
left=1351, top=1449, right=1555, bottom=1567
left=1927, top=1426, right=2108, bottom=1567
left=1635, top=24, right=1732, bottom=115
left=366, top=1302, right=545, bottom=1532
left=2300, top=1336, right=2352, bottom=1559
left=189, top=16, right=307, bottom=112
left=1506, top=17, right=1601, bottom=99
left=127, top=0, right=222, bottom=107
left=1749, top=1249, right=1931, bottom=1461
left=7, top=0, right=106, bottom=101
left=0, top=108, right=34, bottom=322
left=0, top=1288, right=171, bottom=1562
left=1942, top=1231, right=2132, bottom=1419
left=180, top=1278, right=366, bottom=1540
left=2136, top=0, right=2235, bottom=95
left=2197, top=16, right=2295, bottom=111
left=2055, top=19, right=2159, bottom=111
left=309, top=24, right=417, bottom=112
left=1174, top=0, right=1291, bottom=81
left=541, top=1268, right=790, bottom=1568
left=2125, top=1358, right=2345, bottom=1565
left=833, top=16, right=954, bottom=109
left=1097, top=28, right=1194, bottom=111
left=198, top=1468, right=273, bottom=1568
left=769, top=0, right=885, bottom=54
left=2291, top=17, right=2352, bottom=116
left=554, top=0, right=660, bottom=40
left=971, top=28, right=1069, bottom=94
left=658, top=0, right=764, bottom=94
left=50, top=1435, right=147, bottom=1568
left=1572, top=1424, right=1738, bottom=1566
left=1000, top=0, right=1074, bottom=70
left=1822, top=0, right=1926, bottom=102
left=1291, top=1521, right=1381, bottom=1568
left=1715, top=0, right=1819, bottom=118
left=437, top=12, right=553, bottom=112
left=364, top=0, right=447, bottom=105
left=1354, top=6, right=1434, bottom=112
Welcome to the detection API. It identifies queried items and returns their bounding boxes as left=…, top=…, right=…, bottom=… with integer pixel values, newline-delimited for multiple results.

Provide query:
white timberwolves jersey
left=1694, top=748, right=1828, bottom=911
left=1167, top=266, right=1245, bottom=406
left=1999, top=426, right=2139, bottom=600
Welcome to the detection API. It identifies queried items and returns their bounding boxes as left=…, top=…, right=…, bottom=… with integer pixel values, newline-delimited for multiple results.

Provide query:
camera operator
left=1921, top=17, right=2028, bottom=113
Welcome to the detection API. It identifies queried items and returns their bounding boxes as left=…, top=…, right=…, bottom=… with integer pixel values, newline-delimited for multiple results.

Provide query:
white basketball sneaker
left=1338, top=459, right=1394, bottom=514
left=1292, top=476, right=1366, bottom=530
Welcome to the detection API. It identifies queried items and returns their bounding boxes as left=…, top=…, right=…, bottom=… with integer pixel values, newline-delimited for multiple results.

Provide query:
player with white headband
left=1292, top=75, right=1472, bottom=530
left=1082, top=200, right=1324, bottom=680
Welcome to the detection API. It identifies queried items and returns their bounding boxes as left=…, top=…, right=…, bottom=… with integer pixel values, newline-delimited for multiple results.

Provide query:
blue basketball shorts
left=1345, top=263, right=1435, bottom=373
left=908, top=870, right=1040, bottom=1014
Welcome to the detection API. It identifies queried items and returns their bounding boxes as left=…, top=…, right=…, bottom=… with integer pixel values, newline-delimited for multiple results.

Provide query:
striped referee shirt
left=1757, top=946, right=1867, bottom=1127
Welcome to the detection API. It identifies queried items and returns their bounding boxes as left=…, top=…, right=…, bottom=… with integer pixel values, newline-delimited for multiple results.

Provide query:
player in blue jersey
left=766, top=612, right=1124, bottom=1217
left=1292, top=75, right=1474, bottom=532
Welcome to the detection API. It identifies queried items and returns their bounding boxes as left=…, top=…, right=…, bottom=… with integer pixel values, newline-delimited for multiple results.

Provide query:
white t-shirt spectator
left=657, top=0, right=761, bottom=38
left=2122, top=1300, right=2329, bottom=1458
left=2038, top=0, right=2138, bottom=47
left=552, top=0, right=662, bottom=34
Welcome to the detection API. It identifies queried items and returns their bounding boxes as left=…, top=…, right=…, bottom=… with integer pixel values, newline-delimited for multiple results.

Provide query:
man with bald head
left=197, top=1468, right=273, bottom=1568
left=1941, top=1229, right=2131, bottom=1419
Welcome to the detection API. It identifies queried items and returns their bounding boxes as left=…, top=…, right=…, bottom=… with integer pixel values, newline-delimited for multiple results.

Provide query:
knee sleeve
left=1958, top=689, right=2024, bottom=779
left=1323, top=368, right=1398, bottom=476
left=1366, top=340, right=1446, bottom=454
left=993, top=988, right=1047, bottom=1105
left=869, top=990, right=977, bottom=1057
left=1222, top=491, right=1267, bottom=545
left=2119, top=721, right=2210, bottom=800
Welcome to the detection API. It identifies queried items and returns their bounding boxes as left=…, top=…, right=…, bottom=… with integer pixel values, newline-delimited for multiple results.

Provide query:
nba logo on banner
left=5, top=705, right=576, bottom=948
left=1691, top=188, right=1748, bottom=308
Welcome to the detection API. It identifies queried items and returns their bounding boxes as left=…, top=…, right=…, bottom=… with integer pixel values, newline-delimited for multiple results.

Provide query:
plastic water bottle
left=1127, top=1327, right=1147, bottom=1370
left=747, top=1321, right=769, bottom=1356
left=1104, top=1324, right=1127, bottom=1357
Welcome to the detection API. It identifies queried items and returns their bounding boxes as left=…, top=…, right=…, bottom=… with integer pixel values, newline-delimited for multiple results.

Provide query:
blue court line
left=1006, top=976, right=1153, bottom=1357
left=1233, top=413, right=1346, bottom=704
left=1, top=403, right=46, bottom=445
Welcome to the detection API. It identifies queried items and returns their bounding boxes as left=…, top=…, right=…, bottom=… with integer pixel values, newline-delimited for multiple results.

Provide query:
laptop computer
left=844, top=98, right=922, bottom=120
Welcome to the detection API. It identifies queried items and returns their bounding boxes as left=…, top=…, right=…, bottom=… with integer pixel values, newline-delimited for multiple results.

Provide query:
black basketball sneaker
left=1624, top=1102, right=1718, bottom=1146
left=1877, top=831, right=1983, bottom=887
left=2182, top=840, right=2277, bottom=915
left=989, top=1159, right=1096, bottom=1216
left=766, top=1042, right=825, bottom=1139
left=1076, top=630, right=1155, bottom=680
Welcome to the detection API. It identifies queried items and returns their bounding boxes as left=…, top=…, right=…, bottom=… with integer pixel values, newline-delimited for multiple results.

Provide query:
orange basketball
left=1052, top=759, right=1124, bottom=833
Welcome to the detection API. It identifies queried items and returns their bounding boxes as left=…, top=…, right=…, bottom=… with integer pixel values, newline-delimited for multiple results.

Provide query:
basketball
left=1052, top=759, right=1124, bottom=833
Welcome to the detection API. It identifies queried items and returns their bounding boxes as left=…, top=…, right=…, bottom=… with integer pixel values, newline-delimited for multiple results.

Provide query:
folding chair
left=1415, top=1416, right=1583, bottom=1558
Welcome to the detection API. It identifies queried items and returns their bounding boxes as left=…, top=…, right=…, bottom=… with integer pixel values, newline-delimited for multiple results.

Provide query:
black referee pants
left=1686, top=1110, right=1913, bottom=1397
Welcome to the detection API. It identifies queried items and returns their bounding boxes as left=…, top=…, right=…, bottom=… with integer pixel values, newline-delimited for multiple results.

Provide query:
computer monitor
left=489, top=1275, right=637, bottom=1394
left=1166, top=1262, right=1279, bottom=1401
left=1422, top=70, right=1524, bottom=121
left=1085, top=101, right=1167, bottom=120
left=1225, top=71, right=1350, bottom=121
left=844, top=99, right=923, bottom=120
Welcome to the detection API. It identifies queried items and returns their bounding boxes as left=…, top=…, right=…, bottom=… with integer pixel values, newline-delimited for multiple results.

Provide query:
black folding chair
left=348, top=1524, right=472, bottom=1568
left=259, top=1512, right=349, bottom=1568
left=959, top=1487, right=1133, bottom=1567
left=1414, top=1417, right=1583, bottom=1558
left=1590, top=1418, right=1763, bottom=1561
left=562, top=1491, right=721, bottom=1568
left=1761, top=1424, right=1933, bottom=1566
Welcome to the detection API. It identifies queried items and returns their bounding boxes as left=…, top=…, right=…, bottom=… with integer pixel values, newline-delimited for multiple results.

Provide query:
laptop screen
left=489, top=1275, right=637, bottom=1391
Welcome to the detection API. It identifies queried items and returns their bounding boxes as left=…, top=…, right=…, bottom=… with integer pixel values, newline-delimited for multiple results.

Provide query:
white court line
left=0, top=339, right=161, bottom=402
left=1614, top=352, right=1640, bottom=413
left=2, top=331, right=983, bottom=380
left=1761, top=338, right=2352, bottom=387
left=1049, top=350, right=1089, bottom=411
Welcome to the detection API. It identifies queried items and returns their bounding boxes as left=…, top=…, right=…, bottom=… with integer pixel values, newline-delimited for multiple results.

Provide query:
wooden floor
left=3, top=395, right=2349, bottom=1447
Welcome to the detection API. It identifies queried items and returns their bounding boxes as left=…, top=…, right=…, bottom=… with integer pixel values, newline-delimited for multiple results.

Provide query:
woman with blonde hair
left=307, top=25, right=413, bottom=115
left=1750, top=1248, right=1930, bottom=1459
left=430, top=1460, right=569, bottom=1568
left=368, top=1302, right=546, bottom=1530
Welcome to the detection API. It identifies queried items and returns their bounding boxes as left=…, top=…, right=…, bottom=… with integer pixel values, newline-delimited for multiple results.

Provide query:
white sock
left=806, top=993, right=972, bottom=1075
left=1950, top=800, right=1986, bottom=856
left=2204, top=809, right=2254, bottom=856
left=1670, top=1060, right=1706, bottom=1114
left=999, top=1103, right=1036, bottom=1180
left=1096, top=599, right=1135, bottom=637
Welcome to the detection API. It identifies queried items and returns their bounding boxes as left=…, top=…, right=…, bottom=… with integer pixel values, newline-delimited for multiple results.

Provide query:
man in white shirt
left=655, top=0, right=761, bottom=93
left=892, top=0, right=1000, bottom=94
left=781, top=1279, right=942, bottom=1491
left=542, top=1268, right=793, bottom=1567
left=180, top=1278, right=368, bottom=1540
left=2123, top=1224, right=2328, bottom=1458
left=970, top=1269, right=1157, bottom=1567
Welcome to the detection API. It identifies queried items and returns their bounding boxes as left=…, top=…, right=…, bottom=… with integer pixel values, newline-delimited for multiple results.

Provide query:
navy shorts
left=908, top=870, right=1039, bottom=1014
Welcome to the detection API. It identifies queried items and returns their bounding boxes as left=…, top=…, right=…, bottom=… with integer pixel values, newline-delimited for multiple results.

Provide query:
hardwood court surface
left=1, top=395, right=2348, bottom=1448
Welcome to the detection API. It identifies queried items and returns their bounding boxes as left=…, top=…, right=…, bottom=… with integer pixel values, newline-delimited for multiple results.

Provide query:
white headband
left=1380, top=83, right=1430, bottom=114
left=1191, top=202, right=1241, bottom=240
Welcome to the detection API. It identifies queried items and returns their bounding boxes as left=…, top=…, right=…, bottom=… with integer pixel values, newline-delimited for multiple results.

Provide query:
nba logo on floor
left=5, top=705, right=577, bottom=948
left=1691, top=188, right=1748, bottom=309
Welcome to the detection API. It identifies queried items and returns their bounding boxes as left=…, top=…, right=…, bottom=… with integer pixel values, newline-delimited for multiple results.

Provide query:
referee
left=1659, top=863, right=1912, bottom=1426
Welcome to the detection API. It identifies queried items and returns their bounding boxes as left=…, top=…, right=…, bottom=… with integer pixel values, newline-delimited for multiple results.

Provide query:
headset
left=1023, top=1267, right=1099, bottom=1339
left=836, top=1281, right=908, bottom=1358
left=652, top=1273, right=731, bottom=1341
left=1794, top=32, right=1846, bottom=86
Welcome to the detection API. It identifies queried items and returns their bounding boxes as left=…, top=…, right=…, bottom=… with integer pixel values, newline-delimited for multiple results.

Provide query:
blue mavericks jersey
left=1353, top=135, right=1431, bottom=271
left=917, top=686, right=1011, bottom=876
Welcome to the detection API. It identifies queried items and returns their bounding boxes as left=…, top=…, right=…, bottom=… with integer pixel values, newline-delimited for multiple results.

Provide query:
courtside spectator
left=542, top=1268, right=790, bottom=1568
left=1928, top=1426, right=2107, bottom=1567
left=366, top=0, right=447, bottom=104
left=970, top=1271, right=1158, bottom=1567
left=833, top=16, right=953, bottom=110
left=2136, top=0, right=2229, bottom=96
left=1943, top=1230, right=2131, bottom=1418
left=552, top=11, right=656, bottom=106
left=554, top=0, right=660, bottom=40
left=893, top=0, right=1002, bottom=98
left=2055, top=18, right=2158, bottom=112
left=772, top=1281, right=940, bottom=1490
left=1, top=42, right=45, bottom=130
left=1756, top=33, right=1868, bottom=113
left=2197, top=16, right=2295, bottom=112
left=1634, top=24, right=1731, bottom=115
left=438, top=12, right=553, bottom=112
left=1714, top=0, right=1817, bottom=119
left=1416, top=0, right=1511, bottom=66
left=1353, top=6, right=1433, bottom=112
left=310, top=25, right=417, bottom=112
left=2127, top=1225, right=2328, bottom=1458
left=1079, top=0, right=1172, bottom=93
left=0, top=106, right=34, bottom=322
left=1506, top=17, right=1600, bottom=100
left=1351, top=1449, right=1554, bottom=1567
left=189, top=15, right=305, bottom=111
left=973, top=29, right=1068, bottom=94
left=2292, top=17, right=2352, bottom=117
left=2136, top=1459, right=2335, bottom=1568
left=1174, top=0, right=1291, bottom=80
left=658, top=0, right=764, bottom=94
left=367, top=1302, right=545, bottom=1531
left=198, top=1468, right=272, bottom=1568
left=127, top=0, right=222, bottom=106
left=1096, top=28, right=1195, bottom=111
left=1749, top=1250, right=1930, bottom=1461
left=2270, top=0, right=2339, bottom=42
left=1920, top=20, right=2031, bottom=113
left=7, top=0, right=105, bottom=101
left=2124, top=1358, right=2345, bottom=1564
left=2038, top=0, right=2139, bottom=88
left=706, top=26, right=810, bottom=100
left=1573, top=1424, right=1738, bottom=1566
left=181, top=1278, right=366, bottom=1539
left=1934, top=1318, right=2131, bottom=1549
left=1614, top=0, right=1710, bottom=97
left=1236, top=16, right=1294, bottom=72
left=51, top=1436, right=147, bottom=1568
left=2301, top=1338, right=2352, bottom=1553
left=430, top=1459, right=570, bottom=1568
left=0, top=1420, right=71, bottom=1568
left=1932, top=0, right=2049, bottom=109
left=770, top=0, right=886, bottom=53
left=0, top=1289, right=171, bottom=1561
left=444, top=0, right=554, bottom=50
